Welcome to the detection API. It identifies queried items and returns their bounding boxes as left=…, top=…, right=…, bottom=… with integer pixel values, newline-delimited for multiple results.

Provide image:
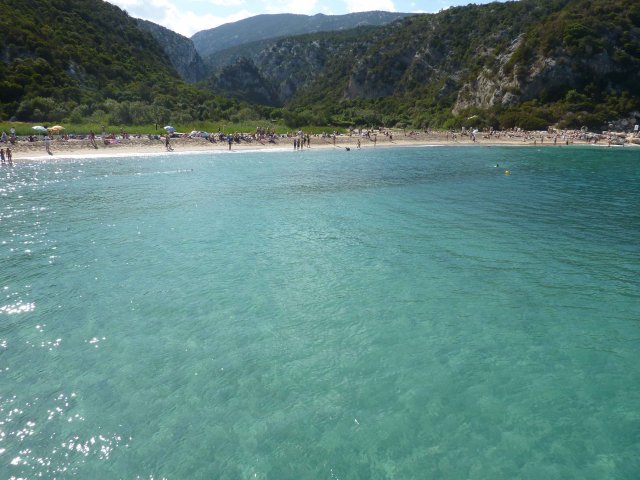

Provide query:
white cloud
left=344, top=0, right=396, bottom=12
left=108, top=0, right=254, bottom=36
left=209, top=0, right=246, bottom=6
left=111, top=0, right=142, bottom=6
left=262, top=0, right=320, bottom=15
left=161, top=8, right=255, bottom=36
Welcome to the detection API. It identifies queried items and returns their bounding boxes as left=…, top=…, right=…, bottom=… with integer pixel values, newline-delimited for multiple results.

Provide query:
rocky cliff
left=202, top=0, right=639, bottom=128
left=137, top=19, right=207, bottom=83
left=453, top=12, right=640, bottom=115
left=205, top=26, right=387, bottom=105
left=211, top=58, right=279, bottom=106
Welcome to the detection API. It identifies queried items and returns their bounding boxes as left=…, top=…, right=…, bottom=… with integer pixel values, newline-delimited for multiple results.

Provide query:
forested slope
left=205, top=0, right=640, bottom=129
left=0, top=0, right=637, bottom=130
left=0, top=0, right=243, bottom=124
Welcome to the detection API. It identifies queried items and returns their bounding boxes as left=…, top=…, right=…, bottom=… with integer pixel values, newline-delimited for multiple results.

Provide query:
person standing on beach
left=228, top=135, right=232, bottom=150
left=165, top=134, right=173, bottom=151
left=6, top=148, right=12, bottom=166
left=0, top=148, right=5, bottom=165
left=89, top=130, right=97, bottom=149
left=45, top=135, right=52, bottom=155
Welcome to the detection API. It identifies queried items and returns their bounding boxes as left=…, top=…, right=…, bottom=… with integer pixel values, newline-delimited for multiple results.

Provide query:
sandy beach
left=5, top=129, right=638, bottom=162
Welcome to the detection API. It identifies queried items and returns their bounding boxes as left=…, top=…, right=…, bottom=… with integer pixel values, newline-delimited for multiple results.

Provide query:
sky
left=107, top=0, right=500, bottom=37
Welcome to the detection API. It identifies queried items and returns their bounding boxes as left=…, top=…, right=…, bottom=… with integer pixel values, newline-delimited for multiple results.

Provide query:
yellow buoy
left=504, top=170, right=510, bottom=175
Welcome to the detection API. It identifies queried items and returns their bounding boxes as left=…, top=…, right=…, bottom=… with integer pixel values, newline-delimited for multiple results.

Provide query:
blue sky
left=108, top=0, right=501, bottom=37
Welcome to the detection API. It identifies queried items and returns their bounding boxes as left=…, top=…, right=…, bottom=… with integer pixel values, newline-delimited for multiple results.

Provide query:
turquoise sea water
left=1, top=145, right=639, bottom=479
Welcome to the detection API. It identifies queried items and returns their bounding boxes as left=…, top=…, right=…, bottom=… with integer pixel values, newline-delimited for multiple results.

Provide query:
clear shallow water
left=1, top=146, right=639, bottom=479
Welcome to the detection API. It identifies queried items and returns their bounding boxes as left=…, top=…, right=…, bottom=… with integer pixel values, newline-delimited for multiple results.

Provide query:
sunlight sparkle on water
left=1, top=148, right=638, bottom=478
left=0, top=302, right=35, bottom=314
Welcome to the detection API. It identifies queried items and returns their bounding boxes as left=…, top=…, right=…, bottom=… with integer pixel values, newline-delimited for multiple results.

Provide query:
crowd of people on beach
left=1, top=127, right=18, bottom=146
left=1, top=122, right=638, bottom=159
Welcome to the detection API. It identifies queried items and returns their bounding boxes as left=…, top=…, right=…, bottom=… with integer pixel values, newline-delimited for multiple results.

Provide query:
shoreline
left=5, top=131, right=638, bottom=163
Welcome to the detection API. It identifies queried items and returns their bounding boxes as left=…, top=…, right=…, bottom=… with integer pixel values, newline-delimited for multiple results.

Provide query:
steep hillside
left=192, top=11, right=412, bottom=58
left=210, top=58, right=279, bottom=106
left=0, top=0, right=637, bottom=130
left=204, top=26, right=384, bottom=105
left=0, top=0, right=243, bottom=124
left=136, top=19, right=207, bottom=83
left=205, top=0, right=640, bottom=129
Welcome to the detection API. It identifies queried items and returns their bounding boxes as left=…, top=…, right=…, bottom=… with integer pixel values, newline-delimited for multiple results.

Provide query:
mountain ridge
left=191, top=11, right=414, bottom=58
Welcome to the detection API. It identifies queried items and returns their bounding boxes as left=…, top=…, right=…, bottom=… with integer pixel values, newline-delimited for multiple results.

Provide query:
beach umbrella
left=164, top=126, right=175, bottom=132
left=48, top=125, right=65, bottom=132
left=32, top=125, right=48, bottom=140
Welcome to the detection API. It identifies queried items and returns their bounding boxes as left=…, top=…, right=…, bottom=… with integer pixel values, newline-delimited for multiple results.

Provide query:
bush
left=68, top=104, right=92, bottom=123
left=557, top=111, right=606, bottom=130
left=498, top=110, right=548, bottom=130
left=442, top=117, right=462, bottom=129
left=282, top=110, right=305, bottom=128
left=15, top=96, right=58, bottom=121
left=230, top=107, right=258, bottom=123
